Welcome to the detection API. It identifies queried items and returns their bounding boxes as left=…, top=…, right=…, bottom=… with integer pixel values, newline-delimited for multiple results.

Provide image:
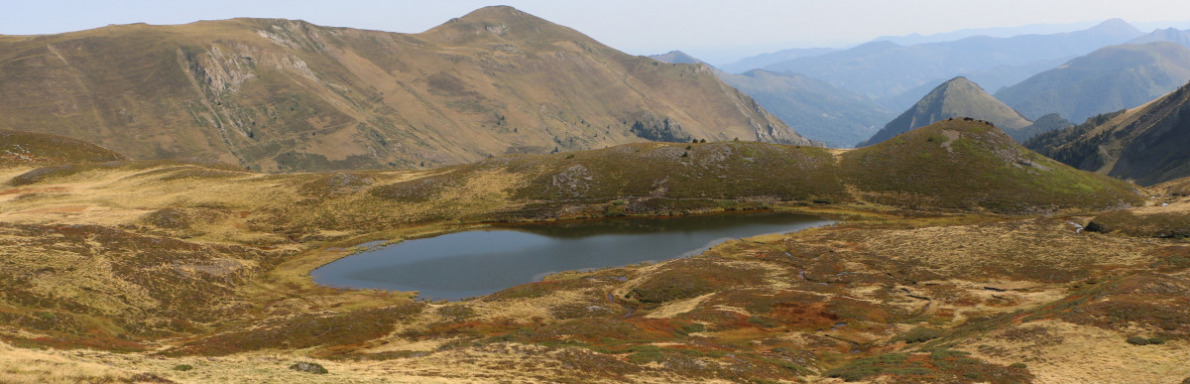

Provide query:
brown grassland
left=0, top=121, right=1187, bottom=383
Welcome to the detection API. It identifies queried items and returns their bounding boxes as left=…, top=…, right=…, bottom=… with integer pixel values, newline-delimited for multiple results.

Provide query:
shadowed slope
left=1027, top=81, right=1190, bottom=186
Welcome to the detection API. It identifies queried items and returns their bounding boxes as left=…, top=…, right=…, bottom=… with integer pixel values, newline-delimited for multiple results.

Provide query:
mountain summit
left=649, top=50, right=704, bottom=65
left=423, top=5, right=578, bottom=43
left=860, top=77, right=1031, bottom=146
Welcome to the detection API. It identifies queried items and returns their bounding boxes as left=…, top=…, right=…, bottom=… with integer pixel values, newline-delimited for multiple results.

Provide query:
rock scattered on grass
left=290, top=362, right=329, bottom=374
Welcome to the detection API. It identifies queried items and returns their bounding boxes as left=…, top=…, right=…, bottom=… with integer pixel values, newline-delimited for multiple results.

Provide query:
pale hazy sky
left=4, top=0, right=1190, bottom=64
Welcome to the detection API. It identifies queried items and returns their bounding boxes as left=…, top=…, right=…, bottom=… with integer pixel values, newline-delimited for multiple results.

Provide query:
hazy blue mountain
left=720, top=47, right=836, bottom=74
left=1129, top=27, right=1190, bottom=48
left=650, top=52, right=890, bottom=147
left=874, top=57, right=1073, bottom=111
left=996, top=42, right=1190, bottom=123
left=872, top=20, right=1104, bottom=46
left=764, top=19, right=1143, bottom=109
left=718, top=70, right=894, bottom=147
left=861, top=77, right=1031, bottom=146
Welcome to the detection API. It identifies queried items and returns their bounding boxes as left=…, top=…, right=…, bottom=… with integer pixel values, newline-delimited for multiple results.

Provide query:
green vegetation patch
left=298, top=172, right=376, bottom=198
left=371, top=170, right=466, bottom=202
left=843, top=120, right=1142, bottom=213
left=626, top=257, right=767, bottom=304
left=1089, top=210, right=1190, bottom=238
left=168, top=303, right=423, bottom=356
left=503, top=142, right=847, bottom=204
left=896, top=326, right=944, bottom=344
left=0, top=129, right=127, bottom=167
left=824, top=349, right=1032, bottom=383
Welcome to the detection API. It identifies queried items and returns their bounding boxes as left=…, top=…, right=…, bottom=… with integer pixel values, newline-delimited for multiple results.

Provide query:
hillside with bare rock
left=0, top=6, right=811, bottom=172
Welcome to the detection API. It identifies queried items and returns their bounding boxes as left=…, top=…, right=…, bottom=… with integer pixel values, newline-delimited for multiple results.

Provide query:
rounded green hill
left=843, top=118, right=1143, bottom=212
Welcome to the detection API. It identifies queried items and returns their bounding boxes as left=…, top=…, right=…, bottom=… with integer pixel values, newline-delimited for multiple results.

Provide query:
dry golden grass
left=0, top=343, right=128, bottom=384
left=0, top=146, right=1185, bottom=383
left=964, top=320, right=1190, bottom=384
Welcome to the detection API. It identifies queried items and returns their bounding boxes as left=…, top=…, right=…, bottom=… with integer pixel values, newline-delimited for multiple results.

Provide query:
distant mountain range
left=760, top=19, right=1144, bottom=111
left=870, top=20, right=1106, bottom=46
left=1027, top=81, right=1190, bottom=186
left=650, top=51, right=892, bottom=147
left=719, top=47, right=836, bottom=74
left=996, top=41, right=1190, bottom=123
left=860, top=77, right=1031, bottom=146
left=717, top=70, right=893, bottom=147
left=1129, top=27, right=1190, bottom=47
left=0, top=6, right=812, bottom=172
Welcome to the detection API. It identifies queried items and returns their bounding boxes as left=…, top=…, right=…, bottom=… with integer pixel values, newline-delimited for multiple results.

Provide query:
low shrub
left=898, top=326, right=943, bottom=343
left=289, top=362, right=328, bottom=374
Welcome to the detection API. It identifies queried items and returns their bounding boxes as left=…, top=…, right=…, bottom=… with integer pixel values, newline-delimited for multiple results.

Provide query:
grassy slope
left=847, top=119, right=1143, bottom=212
left=0, top=129, right=127, bottom=167
left=0, top=7, right=808, bottom=173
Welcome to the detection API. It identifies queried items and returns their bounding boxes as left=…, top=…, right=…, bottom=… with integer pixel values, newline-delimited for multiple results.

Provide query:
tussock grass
left=0, top=121, right=1180, bottom=383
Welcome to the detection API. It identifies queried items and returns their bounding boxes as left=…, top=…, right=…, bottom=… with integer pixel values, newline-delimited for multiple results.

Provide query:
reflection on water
left=311, top=212, right=830, bottom=300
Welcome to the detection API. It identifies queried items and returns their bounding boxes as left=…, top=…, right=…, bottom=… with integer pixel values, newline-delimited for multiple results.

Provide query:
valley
left=3, top=4, right=1190, bottom=384
left=2, top=118, right=1187, bottom=383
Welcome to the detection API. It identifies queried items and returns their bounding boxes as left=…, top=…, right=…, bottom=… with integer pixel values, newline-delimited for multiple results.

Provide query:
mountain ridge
left=761, top=19, right=1143, bottom=110
left=1128, top=27, right=1190, bottom=48
left=1026, top=80, right=1190, bottom=186
left=0, top=6, right=812, bottom=172
left=996, top=41, right=1190, bottom=123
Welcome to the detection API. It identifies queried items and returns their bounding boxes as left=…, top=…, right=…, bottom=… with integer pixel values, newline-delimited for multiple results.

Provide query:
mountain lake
left=311, top=212, right=831, bottom=300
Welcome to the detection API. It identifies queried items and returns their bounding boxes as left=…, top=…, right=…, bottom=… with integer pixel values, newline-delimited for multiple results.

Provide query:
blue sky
left=4, top=0, right=1190, bottom=64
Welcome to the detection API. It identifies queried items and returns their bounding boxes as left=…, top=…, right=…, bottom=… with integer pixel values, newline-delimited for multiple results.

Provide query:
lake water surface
left=311, top=212, right=830, bottom=300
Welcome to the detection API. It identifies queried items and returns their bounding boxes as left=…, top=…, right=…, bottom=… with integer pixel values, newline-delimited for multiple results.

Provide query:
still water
left=311, top=212, right=830, bottom=300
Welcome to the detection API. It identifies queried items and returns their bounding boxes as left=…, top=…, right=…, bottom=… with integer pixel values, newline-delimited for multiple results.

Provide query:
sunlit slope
left=845, top=119, right=1142, bottom=212
left=0, top=129, right=127, bottom=167
left=0, top=6, right=809, bottom=172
